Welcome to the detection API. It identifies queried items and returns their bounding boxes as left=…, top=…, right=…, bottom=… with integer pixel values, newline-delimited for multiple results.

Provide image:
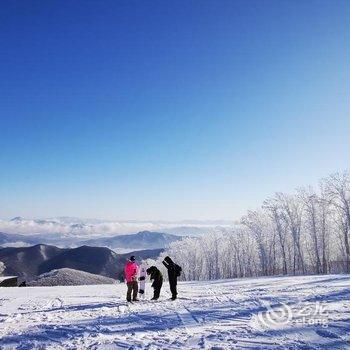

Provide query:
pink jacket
left=125, top=261, right=138, bottom=283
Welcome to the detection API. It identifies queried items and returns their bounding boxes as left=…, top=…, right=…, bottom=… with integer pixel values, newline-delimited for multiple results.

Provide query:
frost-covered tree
left=241, top=210, right=276, bottom=276
left=158, top=229, right=260, bottom=281
left=298, top=186, right=331, bottom=274
left=0, top=261, right=5, bottom=276
left=324, top=171, right=350, bottom=272
left=273, top=193, right=305, bottom=274
left=161, top=170, right=350, bottom=281
left=263, top=195, right=289, bottom=275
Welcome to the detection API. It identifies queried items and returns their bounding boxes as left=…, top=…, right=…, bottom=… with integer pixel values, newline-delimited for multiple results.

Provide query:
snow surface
left=1, top=274, right=350, bottom=349
left=27, top=268, right=117, bottom=287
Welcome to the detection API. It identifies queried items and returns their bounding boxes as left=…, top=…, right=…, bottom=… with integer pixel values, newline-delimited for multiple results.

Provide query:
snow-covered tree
left=161, top=170, right=350, bottom=281
left=263, top=195, right=289, bottom=275
left=241, top=210, right=276, bottom=276
left=324, top=171, right=350, bottom=272
left=0, top=261, right=5, bottom=276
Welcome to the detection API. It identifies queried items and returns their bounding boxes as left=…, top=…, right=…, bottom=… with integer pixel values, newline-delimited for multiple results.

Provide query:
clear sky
left=1, top=0, right=350, bottom=221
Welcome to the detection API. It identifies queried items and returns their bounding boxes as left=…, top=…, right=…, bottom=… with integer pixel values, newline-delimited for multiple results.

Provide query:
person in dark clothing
left=162, top=256, right=182, bottom=300
left=146, top=266, right=163, bottom=300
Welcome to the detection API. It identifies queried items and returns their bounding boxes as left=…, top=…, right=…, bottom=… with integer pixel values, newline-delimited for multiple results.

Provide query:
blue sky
left=1, top=0, right=350, bottom=220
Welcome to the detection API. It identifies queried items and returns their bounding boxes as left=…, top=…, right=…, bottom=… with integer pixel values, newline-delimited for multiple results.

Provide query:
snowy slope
left=27, top=268, right=117, bottom=287
left=1, top=274, right=350, bottom=349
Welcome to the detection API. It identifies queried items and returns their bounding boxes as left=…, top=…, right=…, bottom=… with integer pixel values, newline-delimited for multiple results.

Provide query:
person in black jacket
left=146, top=266, right=163, bottom=300
left=162, top=256, right=181, bottom=300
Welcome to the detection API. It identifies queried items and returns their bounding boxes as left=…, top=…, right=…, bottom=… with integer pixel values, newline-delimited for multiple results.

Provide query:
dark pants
left=169, top=279, right=177, bottom=299
left=126, top=281, right=138, bottom=301
left=152, top=282, right=163, bottom=299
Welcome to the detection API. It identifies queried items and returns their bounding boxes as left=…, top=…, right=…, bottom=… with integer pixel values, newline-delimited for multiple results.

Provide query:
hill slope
left=28, top=268, right=117, bottom=286
left=0, top=244, right=65, bottom=278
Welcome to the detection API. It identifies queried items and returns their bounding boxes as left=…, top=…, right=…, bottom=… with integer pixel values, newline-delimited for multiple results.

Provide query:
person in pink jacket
left=124, top=255, right=139, bottom=302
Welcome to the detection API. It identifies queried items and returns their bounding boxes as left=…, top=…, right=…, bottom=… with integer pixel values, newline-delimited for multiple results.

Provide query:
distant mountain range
left=0, top=230, right=182, bottom=252
left=0, top=244, right=162, bottom=281
left=0, top=231, right=38, bottom=246
left=0, top=216, right=233, bottom=237
left=82, top=231, right=181, bottom=252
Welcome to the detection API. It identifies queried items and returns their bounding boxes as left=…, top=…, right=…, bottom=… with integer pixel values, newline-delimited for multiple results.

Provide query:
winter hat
left=129, top=255, right=136, bottom=262
left=164, top=256, right=173, bottom=264
left=147, top=266, right=156, bottom=274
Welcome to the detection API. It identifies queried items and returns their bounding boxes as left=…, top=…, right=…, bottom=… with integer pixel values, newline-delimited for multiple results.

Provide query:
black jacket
left=146, top=266, right=163, bottom=288
left=162, top=256, right=180, bottom=283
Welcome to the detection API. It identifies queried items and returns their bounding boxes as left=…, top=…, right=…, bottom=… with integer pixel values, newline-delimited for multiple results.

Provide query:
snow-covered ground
left=1, top=274, right=350, bottom=349
left=27, top=268, right=117, bottom=287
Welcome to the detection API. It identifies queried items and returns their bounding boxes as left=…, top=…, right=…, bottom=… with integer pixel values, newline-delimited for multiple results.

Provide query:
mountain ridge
left=0, top=244, right=163, bottom=281
left=0, top=230, right=182, bottom=251
left=82, top=230, right=182, bottom=251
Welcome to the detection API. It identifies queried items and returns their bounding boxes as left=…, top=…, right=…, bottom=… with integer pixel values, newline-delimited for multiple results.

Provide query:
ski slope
left=1, top=274, right=350, bottom=349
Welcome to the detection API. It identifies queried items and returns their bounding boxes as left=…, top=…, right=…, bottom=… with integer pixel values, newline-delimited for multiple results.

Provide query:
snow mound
left=27, top=268, right=117, bottom=287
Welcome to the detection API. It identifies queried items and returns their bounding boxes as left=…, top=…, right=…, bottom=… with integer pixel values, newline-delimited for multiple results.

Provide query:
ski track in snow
left=1, top=275, right=350, bottom=349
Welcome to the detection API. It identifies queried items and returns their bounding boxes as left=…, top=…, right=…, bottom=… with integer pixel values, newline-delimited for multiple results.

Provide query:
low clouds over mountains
left=0, top=216, right=232, bottom=237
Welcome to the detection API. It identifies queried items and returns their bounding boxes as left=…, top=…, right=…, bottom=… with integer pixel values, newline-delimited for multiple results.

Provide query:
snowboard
left=138, top=263, right=147, bottom=298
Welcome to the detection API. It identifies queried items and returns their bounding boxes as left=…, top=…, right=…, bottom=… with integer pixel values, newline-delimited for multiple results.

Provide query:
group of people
left=124, top=255, right=182, bottom=302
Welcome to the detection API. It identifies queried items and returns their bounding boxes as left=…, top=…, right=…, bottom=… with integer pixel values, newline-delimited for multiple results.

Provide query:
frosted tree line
left=0, top=261, right=5, bottom=276
left=156, top=171, right=350, bottom=281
